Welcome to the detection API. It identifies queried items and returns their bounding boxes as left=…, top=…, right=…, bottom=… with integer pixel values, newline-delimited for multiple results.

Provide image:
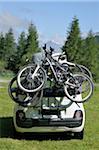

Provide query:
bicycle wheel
left=61, top=63, right=92, bottom=79
left=77, top=64, right=92, bottom=79
left=8, top=76, right=43, bottom=107
left=8, top=76, right=32, bottom=106
left=64, top=74, right=94, bottom=103
left=17, top=64, right=46, bottom=93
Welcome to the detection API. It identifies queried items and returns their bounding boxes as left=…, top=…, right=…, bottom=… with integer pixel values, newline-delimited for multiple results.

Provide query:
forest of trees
left=62, top=17, right=99, bottom=82
left=0, top=17, right=99, bottom=81
left=0, top=23, right=40, bottom=74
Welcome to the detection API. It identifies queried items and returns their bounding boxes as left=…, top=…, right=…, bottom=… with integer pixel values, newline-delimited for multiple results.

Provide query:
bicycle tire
left=8, top=76, right=43, bottom=107
left=17, top=64, right=46, bottom=93
left=8, top=76, right=31, bottom=106
left=77, top=64, right=92, bottom=79
left=61, top=63, right=92, bottom=79
left=64, top=74, right=94, bottom=103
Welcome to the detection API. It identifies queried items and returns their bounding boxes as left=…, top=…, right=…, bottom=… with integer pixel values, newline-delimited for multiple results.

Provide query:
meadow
left=0, top=79, right=99, bottom=150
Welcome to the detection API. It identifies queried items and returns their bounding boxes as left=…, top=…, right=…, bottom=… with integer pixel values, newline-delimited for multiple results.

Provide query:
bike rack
left=9, top=86, right=73, bottom=118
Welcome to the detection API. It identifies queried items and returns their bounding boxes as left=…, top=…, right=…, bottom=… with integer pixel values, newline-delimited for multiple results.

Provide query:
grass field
left=0, top=80, right=99, bottom=150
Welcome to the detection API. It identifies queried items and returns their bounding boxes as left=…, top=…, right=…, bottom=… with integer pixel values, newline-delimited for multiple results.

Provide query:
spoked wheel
left=8, top=76, right=43, bottom=107
left=17, top=64, right=46, bottom=93
left=76, top=64, right=92, bottom=79
left=64, top=74, right=94, bottom=103
left=8, top=76, right=32, bottom=106
left=61, top=63, right=92, bottom=79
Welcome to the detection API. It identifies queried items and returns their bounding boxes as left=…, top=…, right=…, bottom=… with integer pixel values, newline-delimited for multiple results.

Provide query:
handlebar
left=42, top=44, right=46, bottom=51
left=42, top=44, right=76, bottom=68
left=42, top=44, right=54, bottom=56
left=50, top=47, right=54, bottom=54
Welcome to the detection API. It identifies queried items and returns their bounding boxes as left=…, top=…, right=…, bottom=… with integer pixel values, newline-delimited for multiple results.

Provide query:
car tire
left=13, top=127, right=23, bottom=139
left=74, top=129, right=84, bottom=140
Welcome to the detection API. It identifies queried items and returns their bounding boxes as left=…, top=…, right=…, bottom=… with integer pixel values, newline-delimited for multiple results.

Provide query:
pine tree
left=83, top=31, right=99, bottom=81
left=0, top=33, right=6, bottom=74
left=4, top=28, right=16, bottom=61
left=4, top=28, right=17, bottom=71
left=0, top=33, right=5, bottom=60
left=21, top=23, right=40, bottom=65
left=62, top=17, right=82, bottom=63
left=17, top=31, right=27, bottom=58
left=8, top=31, right=27, bottom=73
left=14, top=31, right=27, bottom=71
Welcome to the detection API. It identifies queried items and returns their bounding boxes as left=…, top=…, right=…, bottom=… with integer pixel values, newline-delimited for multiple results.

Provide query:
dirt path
left=0, top=79, right=10, bottom=88
left=0, top=79, right=10, bottom=83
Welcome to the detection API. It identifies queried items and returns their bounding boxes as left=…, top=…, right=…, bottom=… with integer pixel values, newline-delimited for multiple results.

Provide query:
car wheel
left=74, top=129, right=84, bottom=140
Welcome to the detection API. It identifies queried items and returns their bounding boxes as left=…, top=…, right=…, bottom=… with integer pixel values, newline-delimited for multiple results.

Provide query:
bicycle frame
left=42, top=52, right=86, bottom=89
left=42, top=51, right=68, bottom=84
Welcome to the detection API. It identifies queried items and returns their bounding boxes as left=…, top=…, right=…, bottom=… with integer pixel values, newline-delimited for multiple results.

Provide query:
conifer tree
left=4, top=28, right=16, bottom=61
left=17, top=31, right=27, bottom=58
left=8, top=31, right=27, bottom=73
left=62, top=17, right=82, bottom=63
left=4, top=28, right=17, bottom=71
left=21, top=23, right=40, bottom=65
left=0, top=33, right=5, bottom=59
left=84, top=31, right=99, bottom=81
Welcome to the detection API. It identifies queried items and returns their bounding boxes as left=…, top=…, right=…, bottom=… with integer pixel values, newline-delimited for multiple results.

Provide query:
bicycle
left=17, top=44, right=94, bottom=103
left=52, top=52, right=92, bottom=79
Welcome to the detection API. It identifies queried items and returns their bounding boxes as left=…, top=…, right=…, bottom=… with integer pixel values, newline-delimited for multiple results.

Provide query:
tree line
left=0, top=23, right=40, bottom=74
left=62, top=17, right=99, bottom=82
left=0, top=17, right=99, bottom=81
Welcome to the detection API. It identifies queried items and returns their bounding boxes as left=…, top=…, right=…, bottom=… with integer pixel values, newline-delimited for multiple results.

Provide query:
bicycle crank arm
left=65, top=82, right=77, bottom=88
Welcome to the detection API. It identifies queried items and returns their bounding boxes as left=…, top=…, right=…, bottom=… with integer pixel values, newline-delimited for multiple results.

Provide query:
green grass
left=0, top=81, right=99, bottom=150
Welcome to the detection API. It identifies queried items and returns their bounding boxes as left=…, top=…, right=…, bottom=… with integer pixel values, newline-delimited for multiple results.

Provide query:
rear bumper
left=13, top=97, right=85, bottom=133
left=16, top=117, right=82, bottom=128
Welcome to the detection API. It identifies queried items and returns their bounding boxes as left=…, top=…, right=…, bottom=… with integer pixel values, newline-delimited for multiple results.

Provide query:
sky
left=0, top=1, right=99, bottom=44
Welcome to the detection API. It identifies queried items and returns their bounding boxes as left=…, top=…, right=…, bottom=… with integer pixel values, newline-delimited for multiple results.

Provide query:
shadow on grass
left=0, top=117, right=73, bottom=140
left=0, top=117, right=14, bottom=138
